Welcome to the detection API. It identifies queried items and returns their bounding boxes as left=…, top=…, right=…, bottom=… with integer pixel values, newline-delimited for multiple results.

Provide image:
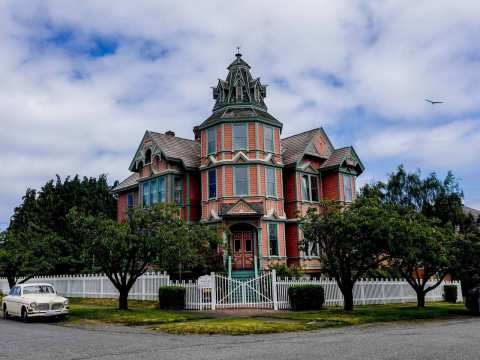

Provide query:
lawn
left=65, top=298, right=470, bottom=335
left=67, top=298, right=208, bottom=326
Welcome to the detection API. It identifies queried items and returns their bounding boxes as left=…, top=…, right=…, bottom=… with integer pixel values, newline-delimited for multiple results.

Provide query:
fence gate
left=213, top=272, right=275, bottom=309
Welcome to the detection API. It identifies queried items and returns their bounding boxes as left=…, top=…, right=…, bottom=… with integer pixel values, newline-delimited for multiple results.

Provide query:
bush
left=443, top=285, right=458, bottom=303
left=269, top=263, right=304, bottom=278
left=288, top=284, right=324, bottom=311
left=159, top=286, right=186, bottom=310
left=465, top=287, right=480, bottom=315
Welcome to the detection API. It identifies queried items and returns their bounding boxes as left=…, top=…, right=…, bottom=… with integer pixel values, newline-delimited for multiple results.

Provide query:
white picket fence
left=0, top=272, right=462, bottom=310
left=0, top=273, right=171, bottom=301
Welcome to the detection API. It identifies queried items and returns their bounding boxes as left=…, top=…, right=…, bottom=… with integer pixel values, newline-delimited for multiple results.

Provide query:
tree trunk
left=118, top=288, right=129, bottom=310
left=416, top=290, right=426, bottom=308
left=342, top=286, right=354, bottom=311
left=7, top=276, right=16, bottom=289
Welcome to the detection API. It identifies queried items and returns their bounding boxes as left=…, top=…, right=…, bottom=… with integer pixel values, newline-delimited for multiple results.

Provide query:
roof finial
left=235, top=46, right=241, bottom=58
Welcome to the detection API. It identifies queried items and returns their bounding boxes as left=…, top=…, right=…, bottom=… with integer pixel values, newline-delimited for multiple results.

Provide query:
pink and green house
left=113, top=52, right=364, bottom=278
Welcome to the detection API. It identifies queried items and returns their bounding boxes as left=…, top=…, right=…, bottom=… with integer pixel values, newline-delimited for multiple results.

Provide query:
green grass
left=66, top=298, right=208, bottom=326
left=64, top=299, right=470, bottom=335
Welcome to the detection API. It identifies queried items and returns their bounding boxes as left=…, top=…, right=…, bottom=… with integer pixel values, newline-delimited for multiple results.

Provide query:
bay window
left=268, top=223, right=279, bottom=256
left=233, top=123, right=247, bottom=150
left=301, top=174, right=319, bottom=202
left=234, top=166, right=248, bottom=195
left=264, top=126, right=274, bottom=153
left=207, top=127, right=216, bottom=154
left=208, top=169, right=216, bottom=199
left=266, top=167, right=276, bottom=197
left=343, top=174, right=354, bottom=203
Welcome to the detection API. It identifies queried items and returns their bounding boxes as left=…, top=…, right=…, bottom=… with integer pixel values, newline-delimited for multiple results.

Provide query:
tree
left=69, top=204, right=222, bottom=310
left=301, top=200, right=393, bottom=311
left=360, top=165, right=464, bottom=228
left=388, top=212, right=456, bottom=307
left=451, top=227, right=480, bottom=295
left=0, top=175, right=118, bottom=284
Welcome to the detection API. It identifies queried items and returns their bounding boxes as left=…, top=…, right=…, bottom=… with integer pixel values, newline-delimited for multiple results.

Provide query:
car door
left=10, top=287, right=22, bottom=315
left=4, top=287, right=18, bottom=315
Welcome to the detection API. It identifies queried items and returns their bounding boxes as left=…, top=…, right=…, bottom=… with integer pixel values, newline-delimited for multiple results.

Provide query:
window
left=207, top=127, right=216, bottom=154
left=145, top=149, right=152, bottom=164
left=127, top=193, right=135, bottom=209
left=174, top=176, right=183, bottom=204
left=264, top=126, right=274, bottom=153
left=304, top=239, right=320, bottom=257
left=266, top=167, right=276, bottom=197
left=302, top=174, right=319, bottom=202
left=142, top=182, right=150, bottom=207
left=233, top=123, right=247, bottom=150
left=208, top=169, right=216, bottom=199
left=150, top=178, right=158, bottom=204
left=268, top=223, right=279, bottom=256
left=343, top=174, right=353, bottom=203
left=158, top=177, right=166, bottom=203
left=234, top=166, right=248, bottom=195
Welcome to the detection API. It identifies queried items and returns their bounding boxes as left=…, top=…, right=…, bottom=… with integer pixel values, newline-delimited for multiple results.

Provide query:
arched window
left=145, top=149, right=152, bottom=164
left=137, top=161, right=144, bottom=172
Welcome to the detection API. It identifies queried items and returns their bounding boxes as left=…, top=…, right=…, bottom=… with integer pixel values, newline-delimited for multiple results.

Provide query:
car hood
left=22, top=294, right=67, bottom=303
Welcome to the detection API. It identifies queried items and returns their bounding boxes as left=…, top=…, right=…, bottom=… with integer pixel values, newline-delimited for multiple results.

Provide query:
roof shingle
left=112, top=173, right=139, bottom=192
left=281, top=128, right=326, bottom=165
left=149, top=132, right=200, bottom=168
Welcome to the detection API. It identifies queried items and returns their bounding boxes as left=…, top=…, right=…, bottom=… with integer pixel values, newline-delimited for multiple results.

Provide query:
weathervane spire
left=236, top=46, right=241, bottom=57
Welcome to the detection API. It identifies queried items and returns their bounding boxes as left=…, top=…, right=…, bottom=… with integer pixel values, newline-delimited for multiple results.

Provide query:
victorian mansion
left=113, top=52, right=364, bottom=277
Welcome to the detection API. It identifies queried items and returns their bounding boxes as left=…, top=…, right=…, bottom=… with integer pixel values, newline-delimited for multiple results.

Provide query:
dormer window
left=236, top=85, right=242, bottom=101
left=137, top=161, right=144, bottom=172
left=145, top=149, right=152, bottom=164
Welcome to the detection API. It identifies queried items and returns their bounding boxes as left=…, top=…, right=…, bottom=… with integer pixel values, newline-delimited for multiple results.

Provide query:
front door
left=232, top=230, right=254, bottom=270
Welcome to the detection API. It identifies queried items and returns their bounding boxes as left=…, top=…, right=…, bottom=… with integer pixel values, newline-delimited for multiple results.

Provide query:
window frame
left=266, top=167, right=277, bottom=197
left=127, top=192, right=135, bottom=209
left=234, top=166, right=249, bottom=196
left=268, top=223, right=279, bottom=257
left=264, top=125, right=274, bottom=153
left=142, top=181, right=150, bottom=207
left=233, top=123, right=247, bottom=150
left=303, top=238, right=320, bottom=258
left=301, top=173, right=320, bottom=202
left=343, top=174, right=353, bottom=203
left=207, top=127, right=216, bottom=155
left=173, top=176, right=183, bottom=205
left=208, top=169, right=217, bottom=199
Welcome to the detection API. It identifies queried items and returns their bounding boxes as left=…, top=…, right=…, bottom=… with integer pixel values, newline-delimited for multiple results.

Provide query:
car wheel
left=21, top=307, right=29, bottom=323
left=2, top=305, right=9, bottom=320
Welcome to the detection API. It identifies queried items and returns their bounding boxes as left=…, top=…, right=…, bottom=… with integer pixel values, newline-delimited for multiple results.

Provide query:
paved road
left=1, top=317, right=479, bottom=360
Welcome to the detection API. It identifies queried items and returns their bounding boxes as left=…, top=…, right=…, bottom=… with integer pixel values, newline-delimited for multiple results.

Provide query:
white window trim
left=233, top=165, right=250, bottom=196
left=301, top=173, right=319, bottom=202
left=267, top=223, right=280, bottom=257
left=207, top=127, right=216, bottom=155
left=266, top=166, right=277, bottom=198
left=233, top=123, right=248, bottom=151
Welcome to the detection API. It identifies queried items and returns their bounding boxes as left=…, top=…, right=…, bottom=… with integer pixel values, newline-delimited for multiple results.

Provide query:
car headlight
left=63, top=299, right=69, bottom=306
left=30, top=302, right=38, bottom=310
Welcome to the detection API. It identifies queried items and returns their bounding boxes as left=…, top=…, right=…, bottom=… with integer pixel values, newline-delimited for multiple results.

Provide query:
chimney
left=165, top=130, right=175, bottom=137
left=193, top=126, right=200, bottom=141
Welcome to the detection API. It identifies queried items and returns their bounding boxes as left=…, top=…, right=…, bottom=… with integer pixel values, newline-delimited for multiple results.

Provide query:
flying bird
left=425, top=99, right=444, bottom=105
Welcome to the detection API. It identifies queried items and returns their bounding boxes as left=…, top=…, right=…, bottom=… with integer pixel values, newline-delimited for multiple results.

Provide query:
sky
left=0, top=0, right=479, bottom=229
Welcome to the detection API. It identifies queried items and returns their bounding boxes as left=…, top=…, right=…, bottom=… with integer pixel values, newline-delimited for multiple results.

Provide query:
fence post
left=82, top=276, right=86, bottom=298
left=272, top=269, right=278, bottom=310
left=361, top=280, right=366, bottom=305
left=141, top=276, right=146, bottom=301
left=100, top=276, right=104, bottom=298
left=381, top=280, right=386, bottom=304
left=210, top=272, right=216, bottom=310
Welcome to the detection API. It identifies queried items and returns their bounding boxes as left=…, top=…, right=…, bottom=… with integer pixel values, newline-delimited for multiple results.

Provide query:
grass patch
left=262, top=302, right=469, bottom=326
left=66, top=298, right=208, bottom=326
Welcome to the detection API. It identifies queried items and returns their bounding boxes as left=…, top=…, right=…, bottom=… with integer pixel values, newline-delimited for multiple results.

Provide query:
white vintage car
left=2, top=283, right=69, bottom=322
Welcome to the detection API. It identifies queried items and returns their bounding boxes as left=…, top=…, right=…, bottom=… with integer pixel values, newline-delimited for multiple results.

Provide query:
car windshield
left=22, top=285, right=55, bottom=295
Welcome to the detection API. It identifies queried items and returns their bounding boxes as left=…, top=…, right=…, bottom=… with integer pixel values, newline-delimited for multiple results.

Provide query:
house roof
left=281, top=128, right=334, bottom=165
left=463, top=206, right=480, bottom=220
left=198, top=106, right=282, bottom=130
left=320, top=146, right=365, bottom=173
left=112, top=173, right=139, bottom=193
left=149, top=131, right=200, bottom=168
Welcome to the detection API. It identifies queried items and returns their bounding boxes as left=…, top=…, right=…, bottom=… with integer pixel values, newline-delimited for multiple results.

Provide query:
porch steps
left=231, top=270, right=256, bottom=280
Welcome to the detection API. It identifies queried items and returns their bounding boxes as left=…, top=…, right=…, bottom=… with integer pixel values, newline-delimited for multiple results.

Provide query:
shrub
left=465, top=287, right=480, bottom=315
left=159, top=286, right=186, bottom=310
left=288, top=284, right=324, bottom=311
left=269, top=263, right=304, bottom=278
left=443, top=285, right=458, bottom=303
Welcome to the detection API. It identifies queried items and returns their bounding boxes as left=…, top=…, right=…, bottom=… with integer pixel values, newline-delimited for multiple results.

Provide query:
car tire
left=21, top=307, right=29, bottom=323
left=2, top=306, right=9, bottom=320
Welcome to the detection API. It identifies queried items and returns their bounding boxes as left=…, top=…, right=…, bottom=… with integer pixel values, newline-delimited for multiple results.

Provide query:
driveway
left=0, top=317, right=479, bottom=360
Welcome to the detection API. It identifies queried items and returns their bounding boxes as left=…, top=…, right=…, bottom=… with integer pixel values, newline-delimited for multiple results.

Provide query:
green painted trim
left=257, top=226, right=263, bottom=267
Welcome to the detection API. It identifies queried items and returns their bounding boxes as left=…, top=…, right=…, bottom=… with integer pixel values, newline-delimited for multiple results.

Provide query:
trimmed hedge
left=443, top=285, right=458, bottom=304
left=288, top=284, right=325, bottom=311
left=465, top=287, right=480, bottom=315
left=159, top=286, right=186, bottom=310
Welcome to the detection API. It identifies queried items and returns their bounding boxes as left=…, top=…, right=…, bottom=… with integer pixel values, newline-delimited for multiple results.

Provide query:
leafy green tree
left=69, top=204, right=221, bottom=310
left=360, top=165, right=464, bottom=228
left=388, top=213, right=456, bottom=307
left=0, top=175, right=117, bottom=284
left=301, top=200, right=393, bottom=311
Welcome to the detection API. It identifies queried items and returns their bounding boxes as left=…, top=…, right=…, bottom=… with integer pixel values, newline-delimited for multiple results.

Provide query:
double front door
left=232, top=230, right=254, bottom=270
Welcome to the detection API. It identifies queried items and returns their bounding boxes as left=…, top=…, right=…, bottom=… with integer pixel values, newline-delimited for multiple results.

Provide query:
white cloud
left=0, top=0, right=480, bottom=226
